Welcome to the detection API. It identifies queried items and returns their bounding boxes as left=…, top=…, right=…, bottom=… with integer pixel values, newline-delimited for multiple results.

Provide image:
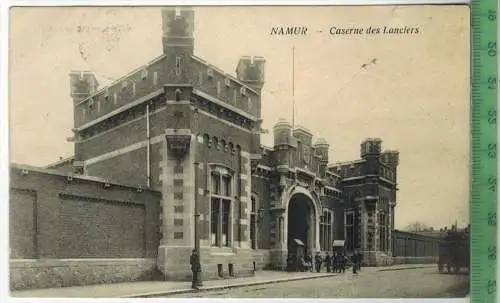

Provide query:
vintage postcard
left=8, top=4, right=470, bottom=300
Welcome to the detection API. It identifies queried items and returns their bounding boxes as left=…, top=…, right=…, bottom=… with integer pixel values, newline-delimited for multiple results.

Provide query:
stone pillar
left=238, top=150, right=252, bottom=249
left=373, top=203, right=379, bottom=265
left=388, top=206, right=393, bottom=257
left=157, top=128, right=196, bottom=281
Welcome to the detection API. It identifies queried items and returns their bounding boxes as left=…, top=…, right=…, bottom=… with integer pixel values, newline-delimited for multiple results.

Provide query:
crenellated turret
left=380, top=150, right=400, bottom=169
left=69, top=71, right=98, bottom=103
left=314, top=138, right=329, bottom=178
left=360, top=138, right=382, bottom=159
left=236, top=56, right=265, bottom=92
left=161, top=7, right=195, bottom=55
left=273, top=118, right=292, bottom=147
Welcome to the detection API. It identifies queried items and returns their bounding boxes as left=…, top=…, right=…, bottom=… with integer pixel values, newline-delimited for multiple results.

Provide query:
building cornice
left=75, top=55, right=167, bottom=107
left=191, top=55, right=259, bottom=95
left=74, top=88, right=164, bottom=132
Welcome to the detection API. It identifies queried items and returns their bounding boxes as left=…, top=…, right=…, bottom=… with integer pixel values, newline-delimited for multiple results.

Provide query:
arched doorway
left=287, top=193, right=316, bottom=260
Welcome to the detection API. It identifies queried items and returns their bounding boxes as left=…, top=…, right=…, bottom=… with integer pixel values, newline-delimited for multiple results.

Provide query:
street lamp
left=193, top=108, right=203, bottom=287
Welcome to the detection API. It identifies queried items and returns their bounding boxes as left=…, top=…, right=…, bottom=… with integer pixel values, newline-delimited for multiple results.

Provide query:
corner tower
left=69, top=71, right=98, bottom=103
left=236, top=56, right=266, bottom=92
left=162, top=7, right=195, bottom=84
left=162, top=7, right=195, bottom=55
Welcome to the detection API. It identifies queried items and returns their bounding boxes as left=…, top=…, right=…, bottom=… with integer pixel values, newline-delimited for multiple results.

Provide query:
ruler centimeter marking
left=471, top=0, right=498, bottom=302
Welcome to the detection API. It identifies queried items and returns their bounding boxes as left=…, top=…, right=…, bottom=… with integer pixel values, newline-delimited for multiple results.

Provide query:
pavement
left=11, top=264, right=437, bottom=298
left=166, top=265, right=468, bottom=299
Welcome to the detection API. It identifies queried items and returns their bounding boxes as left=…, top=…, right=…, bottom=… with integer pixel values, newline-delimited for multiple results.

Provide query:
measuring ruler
left=471, top=0, right=498, bottom=302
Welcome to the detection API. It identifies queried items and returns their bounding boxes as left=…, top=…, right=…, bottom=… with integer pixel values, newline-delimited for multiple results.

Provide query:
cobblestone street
left=166, top=267, right=469, bottom=299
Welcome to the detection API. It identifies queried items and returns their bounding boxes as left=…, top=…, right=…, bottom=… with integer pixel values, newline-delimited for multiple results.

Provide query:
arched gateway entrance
left=286, top=191, right=319, bottom=264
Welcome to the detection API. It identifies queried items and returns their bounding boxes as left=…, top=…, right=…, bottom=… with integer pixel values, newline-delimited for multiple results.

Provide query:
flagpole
left=292, top=46, right=295, bottom=129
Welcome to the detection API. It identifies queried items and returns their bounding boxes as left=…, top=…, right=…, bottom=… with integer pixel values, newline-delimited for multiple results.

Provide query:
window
left=211, top=172, right=220, bottom=194
left=113, top=92, right=118, bottom=105
left=153, top=72, right=158, bottom=85
left=217, top=81, right=221, bottom=96
left=132, top=82, right=136, bottom=96
left=320, top=209, right=333, bottom=251
left=222, top=175, right=231, bottom=196
left=250, top=196, right=257, bottom=249
left=175, top=57, right=181, bottom=76
left=210, top=168, right=233, bottom=247
left=345, top=211, right=355, bottom=252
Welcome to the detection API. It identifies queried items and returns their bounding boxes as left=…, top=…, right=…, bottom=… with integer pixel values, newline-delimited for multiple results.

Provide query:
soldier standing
left=333, top=252, right=339, bottom=273
left=356, top=250, right=363, bottom=272
left=325, top=252, right=331, bottom=273
left=315, top=252, right=322, bottom=273
left=190, top=249, right=202, bottom=289
left=352, top=252, right=358, bottom=274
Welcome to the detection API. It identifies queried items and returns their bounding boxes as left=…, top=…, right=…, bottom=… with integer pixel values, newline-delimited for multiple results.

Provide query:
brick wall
left=86, top=148, right=149, bottom=188
left=9, top=164, right=161, bottom=259
left=391, top=230, right=441, bottom=264
left=10, top=188, right=37, bottom=259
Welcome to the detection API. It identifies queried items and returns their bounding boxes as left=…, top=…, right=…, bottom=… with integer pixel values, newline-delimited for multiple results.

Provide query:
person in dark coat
left=324, top=253, right=331, bottom=273
left=341, top=253, right=347, bottom=273
left=356, top=250, right=363, bottom=272
left=351, top=252, right=358, bottom=274
left=315, top=252, right=323, bottom=273
left=190, top=249, right=202, bottom=289
left=305, top=254, right=313, bottom=272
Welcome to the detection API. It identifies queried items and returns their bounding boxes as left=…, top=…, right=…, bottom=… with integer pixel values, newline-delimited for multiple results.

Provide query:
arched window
left=220, top=139, right=226, bottom=153
left=203, top=134, right=210, bottom=147
left=212, top=137, right=218, bottom=150
left=175, top=89, right=182, bottom=101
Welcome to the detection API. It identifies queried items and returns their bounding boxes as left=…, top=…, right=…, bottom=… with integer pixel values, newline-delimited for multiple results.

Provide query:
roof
left=191, top=55, right=258, bottom=95
left=45, top=156, right=75, bottom=169
left=75, top=54, right=166, bottom=106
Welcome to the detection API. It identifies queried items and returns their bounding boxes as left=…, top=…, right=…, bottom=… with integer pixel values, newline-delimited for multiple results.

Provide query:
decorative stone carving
left=166, top=134, right=191, bottom=158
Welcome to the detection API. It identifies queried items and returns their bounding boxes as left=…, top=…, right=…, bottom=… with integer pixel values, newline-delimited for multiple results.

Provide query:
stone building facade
left=60, top=7, right=399, bottom=279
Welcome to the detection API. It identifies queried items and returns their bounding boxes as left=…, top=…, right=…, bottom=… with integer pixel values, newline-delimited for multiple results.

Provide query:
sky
left=8, top=5, right=470, bottom=229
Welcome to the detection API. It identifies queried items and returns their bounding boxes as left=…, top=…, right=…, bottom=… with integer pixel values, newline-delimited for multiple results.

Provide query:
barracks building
left=10, top=7, right=439, bottom=290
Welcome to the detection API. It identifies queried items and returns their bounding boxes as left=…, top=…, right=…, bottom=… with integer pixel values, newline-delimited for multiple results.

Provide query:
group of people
left=298, top=250, right=363, bottom=274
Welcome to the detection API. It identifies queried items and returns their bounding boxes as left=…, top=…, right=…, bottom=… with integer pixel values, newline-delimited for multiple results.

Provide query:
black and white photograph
left=7, top=4, right=470, bottom=299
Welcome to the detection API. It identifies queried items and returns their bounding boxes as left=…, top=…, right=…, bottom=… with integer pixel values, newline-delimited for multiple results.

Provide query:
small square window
left=207, top=68, right=214, bottom=78
left=141, top=68, right=148, bottom=80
